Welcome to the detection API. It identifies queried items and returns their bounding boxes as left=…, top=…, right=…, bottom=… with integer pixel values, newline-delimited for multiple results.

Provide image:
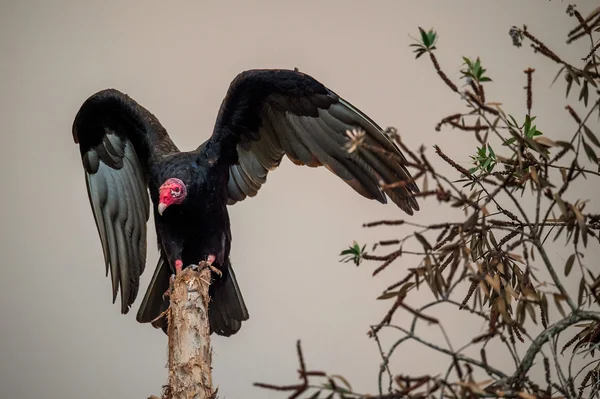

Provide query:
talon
left=201, top=254, right=222, bottom=277
left=208, top=264, right=222, bottom=277
left=194, top=261, right=222, bottom=277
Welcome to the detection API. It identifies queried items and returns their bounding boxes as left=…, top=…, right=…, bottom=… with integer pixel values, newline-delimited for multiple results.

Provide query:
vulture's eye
left=171, top=187, right=181, bottom=197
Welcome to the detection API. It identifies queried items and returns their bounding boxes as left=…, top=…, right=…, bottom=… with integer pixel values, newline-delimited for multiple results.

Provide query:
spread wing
left=207, top=69, right=419, bottom=215
left=72, top=89, right=177, bottom=313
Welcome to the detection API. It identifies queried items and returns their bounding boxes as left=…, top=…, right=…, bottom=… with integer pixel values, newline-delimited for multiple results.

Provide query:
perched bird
left=72, top=69, right=419, bottom=337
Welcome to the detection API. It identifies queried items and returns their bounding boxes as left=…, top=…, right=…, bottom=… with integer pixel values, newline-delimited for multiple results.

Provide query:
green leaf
left=339, top=242, right=366, bottom=266
left=565, top=254, right=575, bottom=276
left=483, top=158, right=491, bottom=170
left=528, top=126, right=542, bottom=138
left=419, top=27, right=430, bottom=47
left=460, top=56, right=491, bottom=83
left=524, top=115, right=532, bottom=134
left=427, top=30, right=437, bottom=46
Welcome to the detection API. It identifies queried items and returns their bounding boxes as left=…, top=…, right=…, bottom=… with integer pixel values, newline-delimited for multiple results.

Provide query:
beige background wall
left=1, top=1, right=598, bottom=398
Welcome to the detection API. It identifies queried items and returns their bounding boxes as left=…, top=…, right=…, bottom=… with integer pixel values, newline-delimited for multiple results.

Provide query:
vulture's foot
left=207, top=264, right=222, bottom=277
left=205, top=254, right=222, bottom=277
left=187, top=254, right=222, bottom=277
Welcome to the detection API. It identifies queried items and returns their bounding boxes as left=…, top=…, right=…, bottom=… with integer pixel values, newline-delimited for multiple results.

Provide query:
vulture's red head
left=158, top=178, right=187, bottom=216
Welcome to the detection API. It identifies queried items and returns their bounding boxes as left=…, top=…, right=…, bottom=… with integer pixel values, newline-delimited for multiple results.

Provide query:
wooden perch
left=150, top=262, right=216, bottom=399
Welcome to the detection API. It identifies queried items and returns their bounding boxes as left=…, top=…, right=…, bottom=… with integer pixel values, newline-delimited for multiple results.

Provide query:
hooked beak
left=157, top=202, right=168, bottom=216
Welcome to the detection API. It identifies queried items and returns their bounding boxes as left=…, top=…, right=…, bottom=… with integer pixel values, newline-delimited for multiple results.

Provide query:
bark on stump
left=150, top=262, right=215, bottom=399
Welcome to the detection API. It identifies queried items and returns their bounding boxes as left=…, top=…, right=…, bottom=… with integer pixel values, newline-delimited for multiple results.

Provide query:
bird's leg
left=170, top=259, right=184, bottom=282
left=175, top=259, right=184, bottom=273
left=206, top=254, right=216, bottom=265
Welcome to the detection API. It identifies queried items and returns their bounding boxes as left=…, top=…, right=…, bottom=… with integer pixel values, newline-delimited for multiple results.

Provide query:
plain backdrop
left=1, top=1, right=599, bottom=398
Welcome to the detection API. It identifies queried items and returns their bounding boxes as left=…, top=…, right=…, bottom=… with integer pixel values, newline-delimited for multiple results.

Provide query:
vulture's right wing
left=72, top=89, right=177, bottom=313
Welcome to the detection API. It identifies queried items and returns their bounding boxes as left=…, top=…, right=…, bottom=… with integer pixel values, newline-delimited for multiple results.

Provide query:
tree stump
left=150, top=262, right=215, bottom=399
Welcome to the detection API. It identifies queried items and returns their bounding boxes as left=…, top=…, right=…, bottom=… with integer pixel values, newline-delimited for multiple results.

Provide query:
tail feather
left=136, top=256, right=249, bottom=336
left=136, top=255, right=170, bottom=330
left=209, top=262, right=249, bottom=336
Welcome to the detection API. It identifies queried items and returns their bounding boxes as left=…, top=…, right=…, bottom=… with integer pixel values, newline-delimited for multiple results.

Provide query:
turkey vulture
left=72, top=69, right=419, bottom=337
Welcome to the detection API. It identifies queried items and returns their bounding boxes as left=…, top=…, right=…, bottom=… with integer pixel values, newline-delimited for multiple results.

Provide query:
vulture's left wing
left=206, top=69, right=419, bottom=215
left=72, top=89, right=177, bottom=313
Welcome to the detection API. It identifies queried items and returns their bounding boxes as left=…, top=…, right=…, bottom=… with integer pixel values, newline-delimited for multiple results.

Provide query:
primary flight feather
left=72, top=69, right=419, bottom=336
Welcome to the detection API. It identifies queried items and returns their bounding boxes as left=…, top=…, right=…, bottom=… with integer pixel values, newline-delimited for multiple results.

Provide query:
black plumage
left=72, top=69, right=419, bottom=336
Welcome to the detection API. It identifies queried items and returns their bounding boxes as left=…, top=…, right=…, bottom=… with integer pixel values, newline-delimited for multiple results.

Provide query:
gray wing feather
left=84, top=136, right=150, bottom=313
left=73, top=88, right=176, bottom=315
left=225, top=91, right=419, bottom=214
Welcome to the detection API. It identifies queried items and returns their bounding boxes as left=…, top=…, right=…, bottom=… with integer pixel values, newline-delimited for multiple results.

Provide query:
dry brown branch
left=150, top=263, right=215, bottom=399
left=257, top=7, right=600, bottom=399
